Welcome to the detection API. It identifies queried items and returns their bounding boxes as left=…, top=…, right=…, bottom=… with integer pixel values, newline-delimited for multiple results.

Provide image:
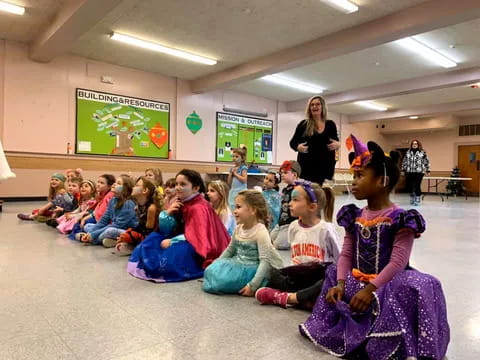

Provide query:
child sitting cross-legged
left=255, top=180, right=340, bottom=309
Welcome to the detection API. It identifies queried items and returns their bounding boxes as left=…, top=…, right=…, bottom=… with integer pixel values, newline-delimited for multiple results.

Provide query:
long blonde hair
left=237, top=189, right=269, bottom=228
left=207, top=180, right=229, bottom=218
left=304, top=95, right=328, bottom=137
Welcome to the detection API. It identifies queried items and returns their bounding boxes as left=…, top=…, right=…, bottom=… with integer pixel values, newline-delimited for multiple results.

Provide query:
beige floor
left=1, top=194, right=478, bottom=359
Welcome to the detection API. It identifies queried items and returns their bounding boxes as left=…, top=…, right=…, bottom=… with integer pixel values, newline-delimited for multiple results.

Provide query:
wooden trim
left=5, top=152, right=452, bottom=178
left=5, top=152, right=231, bottom=173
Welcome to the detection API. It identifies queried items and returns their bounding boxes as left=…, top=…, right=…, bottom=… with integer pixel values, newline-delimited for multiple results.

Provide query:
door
left=458, top=145, right=480, bottom=195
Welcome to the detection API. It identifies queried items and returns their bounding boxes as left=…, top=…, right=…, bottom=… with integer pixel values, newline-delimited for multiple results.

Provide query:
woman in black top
left=289, top=96, right=340, bottom=185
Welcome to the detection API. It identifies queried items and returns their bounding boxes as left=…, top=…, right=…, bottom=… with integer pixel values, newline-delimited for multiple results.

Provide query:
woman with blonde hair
left=289, top=96, right=340, bottom=185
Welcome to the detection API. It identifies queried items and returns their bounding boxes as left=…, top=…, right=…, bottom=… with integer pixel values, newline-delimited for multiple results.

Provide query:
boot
left=409, top=194, right=415, bottom=205
left=414, top=196, right=421, bottom=206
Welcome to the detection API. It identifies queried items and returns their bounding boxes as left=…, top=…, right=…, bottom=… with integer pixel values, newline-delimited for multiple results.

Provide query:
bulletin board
left=216, top=112, right=273, bottom=164
left=75, top=88, right=170, bottom=158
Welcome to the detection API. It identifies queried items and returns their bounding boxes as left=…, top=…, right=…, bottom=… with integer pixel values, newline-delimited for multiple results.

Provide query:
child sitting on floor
left=207, top=179, right=235, bottom=236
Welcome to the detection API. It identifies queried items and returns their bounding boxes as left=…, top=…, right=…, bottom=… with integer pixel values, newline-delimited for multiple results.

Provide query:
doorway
left=458, top=145, right=480, bottom=196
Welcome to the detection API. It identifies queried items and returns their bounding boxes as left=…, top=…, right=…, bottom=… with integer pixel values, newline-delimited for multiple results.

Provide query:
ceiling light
left=261, top=75, right=324, bottom=93
left=0, top=1, right=25, bottom=15
left=110, top=32, right=217, bottom=65
left=320, top=0, right=358, bottom=14
left=396, top=37, right=457, bottom=68
left=409, top=116, right=419, bottom=119
left=355, top=101, right=388, bottom=111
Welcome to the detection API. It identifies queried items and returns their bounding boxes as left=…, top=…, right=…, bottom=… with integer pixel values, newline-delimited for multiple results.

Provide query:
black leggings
left=405, top=172, right=424, bottom=196
left=268, top=263, right=330, bottom=308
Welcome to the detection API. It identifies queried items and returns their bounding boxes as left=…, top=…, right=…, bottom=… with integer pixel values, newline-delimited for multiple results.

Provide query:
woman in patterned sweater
left=401, top=139, right=431, bottom=206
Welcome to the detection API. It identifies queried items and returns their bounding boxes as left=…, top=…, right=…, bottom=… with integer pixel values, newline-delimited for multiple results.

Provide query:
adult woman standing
left=289, top=96, right=340, bottom=185
left=401, top=139, right=430, bottom=206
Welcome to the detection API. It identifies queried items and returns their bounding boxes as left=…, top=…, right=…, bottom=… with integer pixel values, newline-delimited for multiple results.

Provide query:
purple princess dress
left=300, top=204, right=450, bottom=359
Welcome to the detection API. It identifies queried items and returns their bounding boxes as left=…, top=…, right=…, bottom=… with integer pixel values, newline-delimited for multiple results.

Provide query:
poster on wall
left=76, top=88, right=170, bottom=158
left=216, top=112, right=273, bottom=164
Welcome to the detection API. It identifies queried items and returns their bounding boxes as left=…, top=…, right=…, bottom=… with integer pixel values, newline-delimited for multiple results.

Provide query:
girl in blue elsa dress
left=262, top=170, right=282, bottom=231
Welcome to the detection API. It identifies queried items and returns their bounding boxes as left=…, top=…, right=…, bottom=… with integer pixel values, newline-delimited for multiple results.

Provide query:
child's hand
left=349, top=285, right=375, bottom=312
left=326, top=285, right=344, bottom=304
left=160, top=239, right=171, bottom=249
left=238, top=284, right=254, bottom=297
left=53, top=206, right=63, bottom=213
left=167, top=198, right=182, bottom=215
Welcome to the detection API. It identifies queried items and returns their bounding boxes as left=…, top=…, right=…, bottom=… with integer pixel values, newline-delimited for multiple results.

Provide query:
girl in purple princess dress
left=300, top=134, right=450, bottom=360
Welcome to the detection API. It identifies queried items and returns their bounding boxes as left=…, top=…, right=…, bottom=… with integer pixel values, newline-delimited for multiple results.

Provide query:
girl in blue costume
left=227, top=147, right=248, bottom=211
left=203, top=189, right=284, bottom=296
left=127, top=169, right=231, bottom=283
left=262, top=170, right=282, bottom=231
left=299, top=135, right=450, bottom=359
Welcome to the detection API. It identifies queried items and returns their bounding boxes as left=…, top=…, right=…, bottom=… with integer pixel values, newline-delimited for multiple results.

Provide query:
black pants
left=268, top=262, right=330, bottom=308
left=405, top=172, right=424, bottom=196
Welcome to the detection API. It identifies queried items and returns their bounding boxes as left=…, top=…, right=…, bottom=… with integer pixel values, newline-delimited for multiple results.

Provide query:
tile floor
left=1, top=194, right=478, bottom=359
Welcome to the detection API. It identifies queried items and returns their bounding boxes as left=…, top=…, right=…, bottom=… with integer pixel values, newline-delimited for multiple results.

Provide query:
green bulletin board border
left=215, top=111, right=273, bottom=164
left=75, top=88, right=170, bottom=160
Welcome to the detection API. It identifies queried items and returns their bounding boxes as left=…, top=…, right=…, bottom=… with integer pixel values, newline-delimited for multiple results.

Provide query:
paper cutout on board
left=92, top=103, right=153, bottom=156
left=262, top=134, right=272, bottom=151
left=149, top=122, right=168, bottom=149
left=186, top=111, right=203, bottom=134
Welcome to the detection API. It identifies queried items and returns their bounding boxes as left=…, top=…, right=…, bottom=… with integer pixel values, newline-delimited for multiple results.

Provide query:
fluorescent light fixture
left=355, top=101, right=388, bottom=111
left=320, top=0, right=358, bottom=14
left=0, top=1, right=25, bottom=15
left=110, top=32, right=217, bottom=65
left=396, top=37, right=457, bottom=68
left=262, top=75, right=324, bottom=93
left=409, top=116, right=419, bottom=119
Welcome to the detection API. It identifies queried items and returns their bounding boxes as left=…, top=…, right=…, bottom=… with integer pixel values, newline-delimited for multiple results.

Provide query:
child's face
left=351, top=168, right=381, bottom=200
left=50, top=177, right=62, bottom=188
left=113, top=177, right=124, bottom=197
left=67, top=181, right=80, bottom=195
left=281, top=170, right=296, bottom=185
left=233, top=195, right=256, bottom=226
left=145, top=170, right=155, bottom=182
left=165, top=186, right=176, bottom=197
left=232, top=153, right=242, bottom=164
left=132, top=179, right=146, bottom=198
left=207, top=186, right=220, bottom=207
left=66, top=172, right=75, bottom=181
left=289, top=186, right=316, bottom=218
left=263, top=174, right=277, bottom=190
left=80, top=183, right=93, bottom=197
left=175, top=175, right=198, bottom=201
left=96, top=177, right=110, bottom=194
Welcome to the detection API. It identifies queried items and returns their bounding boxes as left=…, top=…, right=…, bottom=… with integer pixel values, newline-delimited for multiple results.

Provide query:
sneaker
left=115, top=242, right=134, bottom=256
left=17, top=213, right=33, bottom=221
left=75, top=232, right=87, bottom=241
left=409, top=194, right=415, bottom=205
left=255, top=287, right=289, bottom=308
left=102, top=238, right=117, bottom=248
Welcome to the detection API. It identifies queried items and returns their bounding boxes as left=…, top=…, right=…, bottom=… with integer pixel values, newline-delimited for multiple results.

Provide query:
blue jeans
left=84, top=224, right=126, bottom=245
